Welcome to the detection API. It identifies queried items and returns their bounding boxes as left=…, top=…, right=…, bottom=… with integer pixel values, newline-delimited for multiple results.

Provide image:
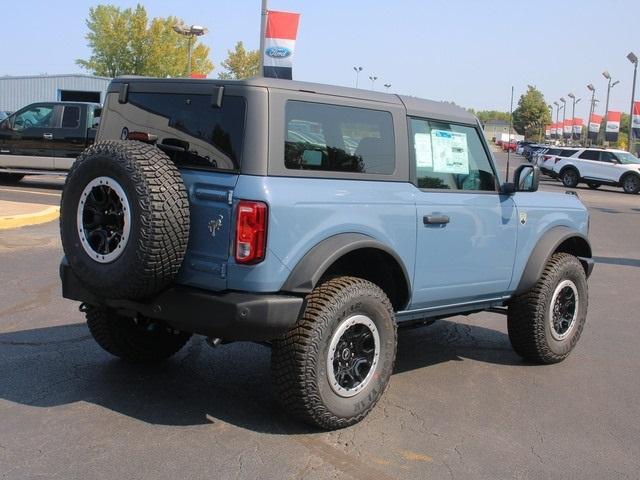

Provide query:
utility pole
left=259, top=0, right=268, bottom=77
left=627, top=52, right=638, bottom=153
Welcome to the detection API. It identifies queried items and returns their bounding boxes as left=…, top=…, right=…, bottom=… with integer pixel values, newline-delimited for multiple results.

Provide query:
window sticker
left=431, top=130, right=469, bottom=175
left=414, top=133, right=433, bottom=168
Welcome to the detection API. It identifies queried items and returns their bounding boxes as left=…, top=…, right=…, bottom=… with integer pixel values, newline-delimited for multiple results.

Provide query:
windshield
left=615, top=152, right=640, bottom=165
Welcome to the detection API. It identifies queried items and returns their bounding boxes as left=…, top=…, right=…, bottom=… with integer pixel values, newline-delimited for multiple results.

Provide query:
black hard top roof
left=110, top=76, right=478, bottom=126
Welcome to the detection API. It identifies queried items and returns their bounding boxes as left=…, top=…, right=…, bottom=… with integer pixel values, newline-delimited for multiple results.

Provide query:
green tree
left=470, top=110, right=511, bottom=125
left=218, top=41, right=260, bottom=80
left=76, top=4, right=213, bottom=78
left=512, top=86, right=552, bottom=141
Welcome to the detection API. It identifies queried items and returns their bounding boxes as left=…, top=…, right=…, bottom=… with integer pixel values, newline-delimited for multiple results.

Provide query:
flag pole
left=506, top=85, right=514, bottom=180
left=259, top=0, right=268, bottom=77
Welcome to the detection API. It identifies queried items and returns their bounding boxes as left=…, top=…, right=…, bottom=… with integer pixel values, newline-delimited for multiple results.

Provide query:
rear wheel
left=621, top=173, right=640, bottom=194
left=0, top=173, right=24, bottom=184
left=507, top=253, right=588, bottom=364
left=561, top=168, right=579, bottom=188
left=271, top=277, right=397, bottom=430
left=85, top=305, right=191, bottom=363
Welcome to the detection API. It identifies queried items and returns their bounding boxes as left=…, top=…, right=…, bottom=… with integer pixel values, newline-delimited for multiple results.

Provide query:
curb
left=0, top=206, right=60, bottom=230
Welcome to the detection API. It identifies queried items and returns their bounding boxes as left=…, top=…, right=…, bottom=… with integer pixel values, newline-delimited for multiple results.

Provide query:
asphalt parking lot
left=1, top=151, right=639, bottom=480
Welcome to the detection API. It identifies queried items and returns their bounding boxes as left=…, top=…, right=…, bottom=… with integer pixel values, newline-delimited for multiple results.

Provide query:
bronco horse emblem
left=208, top=215, right=224, bottom=238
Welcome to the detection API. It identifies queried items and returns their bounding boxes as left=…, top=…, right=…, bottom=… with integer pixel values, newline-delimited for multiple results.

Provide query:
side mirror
left=513, top=164, right=539, bottom=192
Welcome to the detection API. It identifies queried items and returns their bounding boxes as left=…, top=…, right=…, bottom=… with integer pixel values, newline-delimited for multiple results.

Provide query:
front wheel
left=621, top=173, right=640, bottom=194
left=271, top=277, right=397, bottom=430
left=507, top=253, right=588, bottom=364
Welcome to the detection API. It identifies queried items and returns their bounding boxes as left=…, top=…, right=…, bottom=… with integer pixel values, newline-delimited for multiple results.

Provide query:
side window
left=13, top=105, right=54, bottom=131
left=285, top=101, right=395, bottom=174
left=600, top=152, right=617, bottom=163
left=61, top=106, right=81, bottom=129
left=578, top=150, right=599, bottom=161
left=409, top=118, right=497, bottom=191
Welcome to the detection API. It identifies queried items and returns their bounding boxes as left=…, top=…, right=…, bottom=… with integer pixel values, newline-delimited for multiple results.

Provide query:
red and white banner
left=563, top=119, right=572, bottom=137
left=545, top=125, right=551, bottom=138
left=572, top=118, right=583, bottom=138
left=605, top=111, right=621, bottom=142
left=632, top=101, right=640, bottom=143
left=588, top=113, right=602, bottom=140
left=263, top=10, right=300, bottom=79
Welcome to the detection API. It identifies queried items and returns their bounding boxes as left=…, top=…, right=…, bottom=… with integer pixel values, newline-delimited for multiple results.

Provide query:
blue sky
left=3, top=0, right=639, bottom=118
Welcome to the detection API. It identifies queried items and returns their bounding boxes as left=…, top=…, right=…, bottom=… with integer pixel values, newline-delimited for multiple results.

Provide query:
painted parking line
left=0, top=187, right=61, bottom=197
left=0, top=206, right=60, bottom=230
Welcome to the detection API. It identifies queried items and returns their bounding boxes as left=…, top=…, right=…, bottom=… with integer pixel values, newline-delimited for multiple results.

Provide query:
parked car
left=516, top=141, right=535, bottom=155
left=501, top=140, right=517, bottom=152
left=0, top=102, right=101, bottom=183
left=550, top=147, right=640, bottom=193
left=58, top=77, right=593, bottom=429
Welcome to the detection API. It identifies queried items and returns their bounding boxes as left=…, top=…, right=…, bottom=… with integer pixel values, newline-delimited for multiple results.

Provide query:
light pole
left=369, top=76, right=378, bottom=90
left=568, top=93, right=581, bottom=141
left=627, top=52, right=638, bottom=153
left=601, top=70, right=620, bottom=144
left=560, top=97, right=567, bottom=143
left=172, top=23, right=207, bottom=77
left=353, top=66, right=363, bottom=88
left=383, top=83, right=392, bottom=92
left=553, top=101, right=562, bottom=141
left=548, top=104, right=553, bottom=141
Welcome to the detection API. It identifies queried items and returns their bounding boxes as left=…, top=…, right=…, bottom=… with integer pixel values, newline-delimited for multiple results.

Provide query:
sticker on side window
left=431, top=130, right=469, bottom=175
left=414, top=133, right=433, bottom=168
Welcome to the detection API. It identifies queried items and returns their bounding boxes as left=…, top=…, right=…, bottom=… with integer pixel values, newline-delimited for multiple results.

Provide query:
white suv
left=550, top=148, right=640, bottom=194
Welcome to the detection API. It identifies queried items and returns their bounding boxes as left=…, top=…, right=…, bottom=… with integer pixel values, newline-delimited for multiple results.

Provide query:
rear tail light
left=235, top=200, right=267, bottom=264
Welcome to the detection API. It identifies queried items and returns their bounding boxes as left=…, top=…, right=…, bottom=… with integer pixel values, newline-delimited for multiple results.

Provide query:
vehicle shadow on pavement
left=0, top=319, right=522, bottom=433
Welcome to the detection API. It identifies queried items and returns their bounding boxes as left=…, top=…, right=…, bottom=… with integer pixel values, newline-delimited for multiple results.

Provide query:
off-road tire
left=60, top=140, right=189, bottom=299
left=621, top=173, right=640, bottom=194
left=271, top=277, right=397, bottom=430
left=0, top=173, right=25, bottom=184
left=507, top=253, right=588, bottom=364
left=561, top=168, right=580, bottom=188
left=85, top=305, right=191, bottom=363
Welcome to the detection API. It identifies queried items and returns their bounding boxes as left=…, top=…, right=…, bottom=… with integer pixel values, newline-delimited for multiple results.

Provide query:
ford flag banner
left=632, top=101, right=640, bottom=143
left=263, top=10, right=300, bottom=79
left=588, top=114, right=602, bottom=141
left=545, top=125, right=551, bottom=139
left=552, top=122, right=558, bottom=138
left=563, top=119, right=572, bottom=138
left=605, top=111, right=621, bottom=142
left=572, top=118, right=583, bottom=140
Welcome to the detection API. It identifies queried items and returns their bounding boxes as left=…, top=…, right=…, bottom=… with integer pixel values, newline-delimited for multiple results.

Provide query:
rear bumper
left=60, top=259, right=304, bottom=341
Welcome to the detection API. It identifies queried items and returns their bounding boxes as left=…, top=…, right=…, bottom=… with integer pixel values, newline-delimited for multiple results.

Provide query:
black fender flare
left=281, top=233, right=411, bottom=298
left=515, top=226, right=592, bottom=296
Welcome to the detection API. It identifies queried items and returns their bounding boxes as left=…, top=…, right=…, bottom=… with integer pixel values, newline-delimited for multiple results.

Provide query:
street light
left=383, top=83, right=392, bottom=92
left=560, top=97, right=567, bottom=142
left=568, top=93, right=581, bottom=141
left=627, top=52, right=638, bottom=153
left=172, top=23, right=208, bottom=77
left=586, top=84, right=596, bottom=145
left=353, top=66, right=363, bottom=88
left=553, top=101, right=563, bottom=141
left=601, top=70, right=620, bottom=144
left=369, top=76, right=378, bottom=90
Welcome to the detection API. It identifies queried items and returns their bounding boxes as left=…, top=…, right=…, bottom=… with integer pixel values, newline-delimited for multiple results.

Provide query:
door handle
left=423, top=215, right=450, bottom=225
left=43, top=133, right=53, bottom=140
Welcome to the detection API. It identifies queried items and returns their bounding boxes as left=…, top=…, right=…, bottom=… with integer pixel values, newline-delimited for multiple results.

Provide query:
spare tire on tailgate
left=60, top=140, right=190, bottom=299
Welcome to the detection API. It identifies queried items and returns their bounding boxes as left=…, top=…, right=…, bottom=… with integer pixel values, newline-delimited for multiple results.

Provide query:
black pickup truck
left=0, top=102, right=101, bottom=183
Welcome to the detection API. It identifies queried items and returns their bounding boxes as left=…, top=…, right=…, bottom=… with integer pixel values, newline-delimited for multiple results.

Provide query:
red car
left=501, top=141, right=517, bottom=152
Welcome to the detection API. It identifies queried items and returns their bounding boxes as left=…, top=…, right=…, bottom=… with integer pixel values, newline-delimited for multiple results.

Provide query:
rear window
left=578, top=150, right=600, bottom=160
left=126, top=92, right=246, bottom=171
left=284, top=101, right=395, bottom=174
left=547, top=148, right=562, bottom=155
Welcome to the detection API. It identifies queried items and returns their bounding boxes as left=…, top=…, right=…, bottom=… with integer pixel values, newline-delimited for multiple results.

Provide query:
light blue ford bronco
left=59, top=78, right=593, bottom=429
